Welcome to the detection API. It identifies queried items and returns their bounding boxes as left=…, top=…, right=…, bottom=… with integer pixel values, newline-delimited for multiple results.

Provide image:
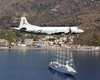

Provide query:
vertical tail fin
left=19, top=17, right=30, bottom=28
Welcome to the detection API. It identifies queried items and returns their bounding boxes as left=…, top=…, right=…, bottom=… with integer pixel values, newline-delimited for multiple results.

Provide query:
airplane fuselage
left=10, top=17, right=84, bottom=34
left=19, top=26, right=69, bottom=34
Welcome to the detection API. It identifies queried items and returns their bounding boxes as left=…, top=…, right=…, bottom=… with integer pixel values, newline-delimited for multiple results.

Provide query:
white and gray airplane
left=10, top=17, right=84, bottom=34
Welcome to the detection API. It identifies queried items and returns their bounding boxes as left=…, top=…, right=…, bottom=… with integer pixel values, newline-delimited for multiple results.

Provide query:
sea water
left=0, top=49, right=100, bottom=80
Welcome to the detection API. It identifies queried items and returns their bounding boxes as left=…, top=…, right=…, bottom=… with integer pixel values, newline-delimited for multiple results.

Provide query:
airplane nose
left=79, top=29, right=84, bottom=33
left=78, top=29, right=84, bottom=33
left=81, top=30, right=84, bottom=33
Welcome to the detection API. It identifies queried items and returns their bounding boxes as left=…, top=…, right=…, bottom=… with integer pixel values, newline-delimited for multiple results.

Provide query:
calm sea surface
left=0, top=49, right=100, bottom=80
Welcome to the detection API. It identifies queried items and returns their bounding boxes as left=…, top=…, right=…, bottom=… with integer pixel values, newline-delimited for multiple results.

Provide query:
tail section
left=10, top=16, right=39, bottom=31
left=19, top=16, right=30, bottom=28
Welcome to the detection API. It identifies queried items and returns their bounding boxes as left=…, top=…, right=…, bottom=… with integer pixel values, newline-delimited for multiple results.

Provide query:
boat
left=49, top=47, right=77, bottom=75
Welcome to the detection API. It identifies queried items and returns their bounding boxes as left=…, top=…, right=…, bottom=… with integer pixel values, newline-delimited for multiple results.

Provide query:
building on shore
left=17, top=37, right=26, bottom=47
left=0, top=39, right=9, bottom=46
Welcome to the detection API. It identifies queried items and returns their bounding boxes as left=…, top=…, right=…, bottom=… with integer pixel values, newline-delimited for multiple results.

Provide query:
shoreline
left=0, top=46, right=100, bottom=52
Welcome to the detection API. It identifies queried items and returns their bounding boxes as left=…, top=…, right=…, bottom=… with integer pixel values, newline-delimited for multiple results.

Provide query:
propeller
left=69, top=27, right=72, bottom=34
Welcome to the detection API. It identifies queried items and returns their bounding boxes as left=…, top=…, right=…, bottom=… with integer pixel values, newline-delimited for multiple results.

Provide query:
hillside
left=0, top=0, right=100, bottom=45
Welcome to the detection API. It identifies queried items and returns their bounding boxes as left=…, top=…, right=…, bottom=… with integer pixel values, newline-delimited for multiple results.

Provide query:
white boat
left=49, top=48, right=77, bottom=75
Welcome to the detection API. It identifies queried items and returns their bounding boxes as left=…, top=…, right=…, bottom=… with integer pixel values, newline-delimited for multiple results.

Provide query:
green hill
left=0, top=0, right=100, bottom=45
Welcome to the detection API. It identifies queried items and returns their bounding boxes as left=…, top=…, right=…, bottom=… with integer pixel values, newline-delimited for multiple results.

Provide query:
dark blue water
left=0, top=49, right=100, bottom=80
